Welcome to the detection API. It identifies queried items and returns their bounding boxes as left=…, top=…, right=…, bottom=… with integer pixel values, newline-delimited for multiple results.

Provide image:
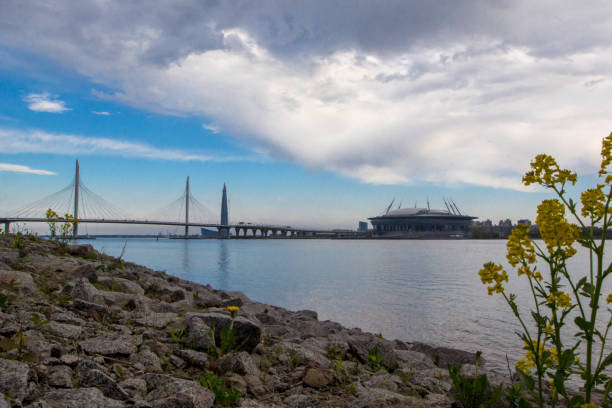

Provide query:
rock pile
left=0, top=235, right=505, bottom=407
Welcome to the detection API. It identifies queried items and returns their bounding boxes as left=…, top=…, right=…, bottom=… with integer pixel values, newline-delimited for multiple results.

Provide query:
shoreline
left=0, top=234, right=510, bottom=407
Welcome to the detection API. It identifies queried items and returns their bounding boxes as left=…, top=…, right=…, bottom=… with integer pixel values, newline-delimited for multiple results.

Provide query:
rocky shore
left=0, top=234, right=508, bottom=407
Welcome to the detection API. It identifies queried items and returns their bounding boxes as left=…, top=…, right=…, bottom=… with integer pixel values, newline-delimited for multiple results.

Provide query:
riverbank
left=0, top=234, right=508, bottom=407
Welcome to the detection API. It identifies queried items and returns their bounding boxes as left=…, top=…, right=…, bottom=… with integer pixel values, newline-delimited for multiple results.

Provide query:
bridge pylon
left=184, top=176, right=190, bottom=238
left=73, top=160, right=80, bottom=238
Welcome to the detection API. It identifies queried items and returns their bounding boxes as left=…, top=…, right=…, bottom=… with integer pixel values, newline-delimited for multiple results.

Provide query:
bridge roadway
left=0, top=217, right=349, bottom=238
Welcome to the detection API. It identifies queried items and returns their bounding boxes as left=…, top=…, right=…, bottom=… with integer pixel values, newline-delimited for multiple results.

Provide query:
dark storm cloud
left=2, top=0, right=611, bottom=67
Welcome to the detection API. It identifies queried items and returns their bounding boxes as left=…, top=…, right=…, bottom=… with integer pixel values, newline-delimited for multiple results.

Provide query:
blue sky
left=1, top=1, right=611, bottom=232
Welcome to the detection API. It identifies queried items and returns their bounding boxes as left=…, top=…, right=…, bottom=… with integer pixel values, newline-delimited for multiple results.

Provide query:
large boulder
left=186, top=312, right=261, bottom=353
left=97, top=276, right=144, bottom=295
left=410, top=342, right=479, bottom=368
left=48, top=365, right=74, bottom=388
left=70, top=278, right=104, bottom=304
left=216, top=351, right=259, bottom=376
left=143, top=374, right=214, bottom=408
left=72, top=263, right=98, bottom=283
left=68, top=244, right=95, bottom=256
left=46, top=321, right=82, bottom=340
left=76, top=360, right=131, bottom=401
left=0, top=270, right=38, bottom=295
left=347, top=333, right=400, bottom=371
left=173, top=349, right=210, bottom=369
left=44, top=387, right=125, bottom=408
left=0, top=358, right=30, bottom=402
left=395, top=349, right=437, bottom=370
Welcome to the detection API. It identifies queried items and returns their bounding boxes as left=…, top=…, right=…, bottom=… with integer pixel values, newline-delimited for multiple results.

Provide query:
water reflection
left=181, top=240, right=190, bottom=273
left=217, top=240, right=230, bottom=289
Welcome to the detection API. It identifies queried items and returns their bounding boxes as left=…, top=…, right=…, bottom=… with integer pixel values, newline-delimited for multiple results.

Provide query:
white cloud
left=0, top=163, right=56, bottom=175
left=202, top=123, right=220, bottom=134
left=0, top=127, right=248, bottom=163
left=3, top=3, right=612, bottom=189
left=91, top=111, right=111, bottom=115
left=23, top=93, right=70, bottom=113
left=83, top=30, right=611, bottom=189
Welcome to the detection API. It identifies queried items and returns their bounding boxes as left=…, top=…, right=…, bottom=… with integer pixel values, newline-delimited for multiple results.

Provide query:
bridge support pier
left=3, top=222, right=9, bottom=234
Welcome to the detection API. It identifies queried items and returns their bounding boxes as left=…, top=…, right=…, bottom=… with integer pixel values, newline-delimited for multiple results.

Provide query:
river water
left=82, top=238, right=611, bottom=374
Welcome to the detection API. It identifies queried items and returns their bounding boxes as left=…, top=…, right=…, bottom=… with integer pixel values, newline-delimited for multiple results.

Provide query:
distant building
left=358, top=221, right=369, bottom=232
left=369, top=203, right=476, bottom=237
left=517, top=219, right=531, bottom=226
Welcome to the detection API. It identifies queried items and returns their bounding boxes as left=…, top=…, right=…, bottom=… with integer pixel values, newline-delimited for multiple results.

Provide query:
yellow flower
left=227, top=305, right=240, bottom=319
left=523, top=154, right=577, bottom=187
left=581, top=186, right=605, bottom=220
left=545, top=324, right=554, bottom=335
left=536, top=199, right=580, bottom=258
left=507, top=224, right=536, bottom=267
left=607, top=293, right=612, bottom=304
left=478, top=262, right=508, bottom=295
left=599, top=132, right=612, bottom=177
left=515, top=358, right=533, bottom=375
left=580, top=403, right=603, bottom=408
left=547, top=291, right=572, bottom=309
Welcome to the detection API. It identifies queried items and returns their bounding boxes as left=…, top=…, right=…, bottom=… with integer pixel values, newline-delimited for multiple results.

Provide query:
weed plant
left=479, top=132, right=612, bottom=407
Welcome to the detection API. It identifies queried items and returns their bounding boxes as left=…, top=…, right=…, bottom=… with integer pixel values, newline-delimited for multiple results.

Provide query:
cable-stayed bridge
left=0, top=161, right=346, bottom=239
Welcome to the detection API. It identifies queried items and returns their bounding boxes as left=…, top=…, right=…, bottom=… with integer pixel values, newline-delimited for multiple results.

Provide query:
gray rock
left=72, top=298, right=108, bottom=316
left=216, top=351, right=259, bottom=376
left=77, top=365, right=131, bottom=401
left=119, top=378, right=147, bottom=397
left=70, top=278, right=104, bottom=304
left=363, top=372, right=401, bottom=392
left=50, top=311, right=86, bottom=326
left=79, top=334, right=141, bottom=356
left=222, top=297, right=243, bottom=308
left=349, top=387, right=427, bottom=408
left=0, top=357, right=30, bottom=402
left=303, top=367, right=335, bottom=388
left=144, top=374, right=214, bottom=408
left=46, top=321, right=82, bottom=339
left=59, top=353, right=80, bottom=366
left=48, top=365, right=73, bottom=388
left=130, top=349, right=162, bottom=373
left=280, top=342, right=331, bottom=368
left=97, top=277, right=144, bottom=295
left=0, top=270, right=38, bottom=295
left=173, top=349, right=209, bottom=368
left=426, top=393, right=453, bottom=406
left=44, top=387, right=125, bottom=408
left=169, top=354, right=186, bottom=369
left=186, top=312, right=261, bottom=353
left=193, top=291, right=222, bottom=308
left=284, top=394, right=317, bottom=408
left=69, top=244, right=95, bottom=256
left=347, top=333, right=399, bottom=371
left=411, top=342, right=478, bottom=368
left=73, top=263, right=98, bottom=283
left=0, top=394, right=9, bottom=408
left=395, top=349, right=437, bottom=370
left=184, top=314, right=213, bottom=351
left=134, top=313, right=176, bottom=329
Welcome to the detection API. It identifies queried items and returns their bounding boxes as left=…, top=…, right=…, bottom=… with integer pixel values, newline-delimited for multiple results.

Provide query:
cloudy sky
left=0, top=0, right=611, bottom=231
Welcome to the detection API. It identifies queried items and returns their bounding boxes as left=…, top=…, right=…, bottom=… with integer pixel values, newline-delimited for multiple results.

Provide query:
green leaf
left=518, top=398, right=532, bottom=408
left=574, top=316, right=591, bottom=332
left=517, top=369, right=535, bottom=391
left=576, top=276, right=587, bottom=290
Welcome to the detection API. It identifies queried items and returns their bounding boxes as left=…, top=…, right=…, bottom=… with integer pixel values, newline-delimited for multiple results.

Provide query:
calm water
left=84, top=238, right=611, bottom=373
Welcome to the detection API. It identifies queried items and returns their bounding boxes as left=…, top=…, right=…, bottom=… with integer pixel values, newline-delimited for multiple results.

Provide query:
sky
left=0, top=0, right=611, bottom=232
